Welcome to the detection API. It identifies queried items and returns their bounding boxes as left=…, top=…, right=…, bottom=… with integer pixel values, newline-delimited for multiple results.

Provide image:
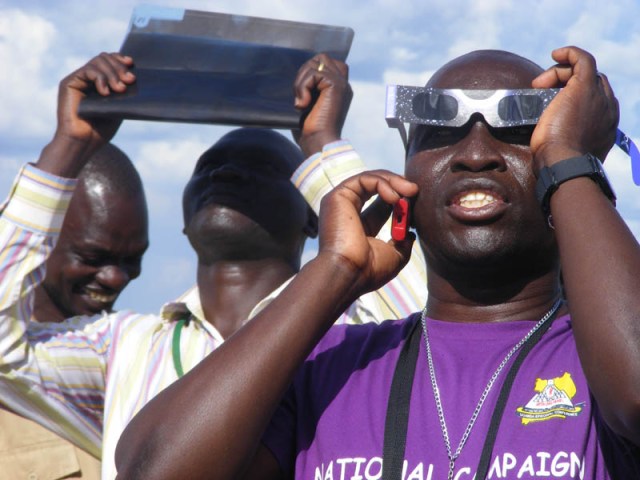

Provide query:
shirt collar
left=159, top=275, right=294, bottom=331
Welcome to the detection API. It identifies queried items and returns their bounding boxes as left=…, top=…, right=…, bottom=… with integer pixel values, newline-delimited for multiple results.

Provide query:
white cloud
left=4, top=0, right=640, bottom=315
left=390, top=47, right=421, bottom=64
left=134, top=138, right=211, bottom=182
left=346, top=80, right=407, bottom=173
left=0, top=9, right=57, bottom=137
left=0, top=155, right=23, bottom=184
left=0, top=9, right=54, bottom=69
left=383, top=68, right=436, bottom=87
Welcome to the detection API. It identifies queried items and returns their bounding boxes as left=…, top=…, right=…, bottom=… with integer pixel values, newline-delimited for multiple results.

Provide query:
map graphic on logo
left=516, top=372, right=584, bottom=425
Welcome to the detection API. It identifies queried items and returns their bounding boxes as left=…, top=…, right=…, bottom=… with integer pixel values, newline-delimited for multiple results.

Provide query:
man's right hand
left=292, top=54, right=353, bottom=157
left=37, top=52, right=136, bottom=177
left=315, top=169, right=418, bottom=300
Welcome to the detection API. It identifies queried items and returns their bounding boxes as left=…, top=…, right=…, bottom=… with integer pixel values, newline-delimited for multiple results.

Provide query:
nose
left=96, top=265, right=132, bottom=293
left=450, top=120, right=507, bottom=173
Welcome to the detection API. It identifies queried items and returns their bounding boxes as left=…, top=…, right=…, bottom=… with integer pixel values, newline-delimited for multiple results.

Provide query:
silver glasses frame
left=385, top=85, right=560, bottom=146
left=385, top=85, right=639, bottom=186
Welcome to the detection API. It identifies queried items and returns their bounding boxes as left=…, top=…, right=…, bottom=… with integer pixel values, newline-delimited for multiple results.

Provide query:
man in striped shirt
left=0, top=142, right=147, bottom=479
left=0, top=51, right=425, bottom=478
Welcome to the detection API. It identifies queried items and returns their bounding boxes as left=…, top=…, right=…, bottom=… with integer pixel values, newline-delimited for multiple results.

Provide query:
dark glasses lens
left=497, top=95, right=545, bottom=122
left=412, top=92, right=458, bottom=121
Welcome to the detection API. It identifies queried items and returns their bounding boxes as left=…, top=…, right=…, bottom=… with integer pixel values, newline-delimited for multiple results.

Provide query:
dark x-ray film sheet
left=79, top=5, right=354, bottom=128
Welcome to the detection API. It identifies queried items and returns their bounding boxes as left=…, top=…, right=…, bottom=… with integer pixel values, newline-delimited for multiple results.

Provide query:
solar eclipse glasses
left=385, top=85, right=640, bottom=185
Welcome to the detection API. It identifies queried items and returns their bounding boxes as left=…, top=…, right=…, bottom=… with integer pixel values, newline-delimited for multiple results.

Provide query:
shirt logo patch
left=516, top=372, right=584, bottom=425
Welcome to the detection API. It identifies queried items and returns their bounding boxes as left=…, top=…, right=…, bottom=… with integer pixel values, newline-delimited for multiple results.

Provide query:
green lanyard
left=172, top=318, right=187, bottom=378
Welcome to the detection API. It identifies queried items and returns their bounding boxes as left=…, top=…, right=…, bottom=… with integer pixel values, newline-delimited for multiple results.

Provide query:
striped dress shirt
left=0, top=142, right=426, bottom=479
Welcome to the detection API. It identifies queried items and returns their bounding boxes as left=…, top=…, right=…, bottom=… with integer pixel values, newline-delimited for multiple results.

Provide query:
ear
left=303, top=207, right=319, bottom=239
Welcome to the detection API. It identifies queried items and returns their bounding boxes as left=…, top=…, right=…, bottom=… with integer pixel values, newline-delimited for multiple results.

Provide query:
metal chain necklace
left=420, top=299, right=562, bottom=480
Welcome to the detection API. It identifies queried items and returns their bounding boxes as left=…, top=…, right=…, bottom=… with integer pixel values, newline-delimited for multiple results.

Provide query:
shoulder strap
left=382, top=317, right=422, bottom=480
left=382, top=306, right=561, bottom=480
left=172, top=318, right=187, bottom=378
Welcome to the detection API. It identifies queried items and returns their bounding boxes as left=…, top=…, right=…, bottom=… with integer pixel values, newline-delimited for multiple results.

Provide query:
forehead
left=62, top=185, right=148, bottom=247
left=427, top=50, right=544, bottom=90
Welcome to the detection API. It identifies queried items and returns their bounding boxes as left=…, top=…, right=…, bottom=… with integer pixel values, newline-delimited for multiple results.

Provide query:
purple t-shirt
left=263, top=314, right=640, bottom=479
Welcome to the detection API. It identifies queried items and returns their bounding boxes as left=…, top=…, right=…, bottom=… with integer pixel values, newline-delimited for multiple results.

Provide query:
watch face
left=588, top=153, right=617, bottom=203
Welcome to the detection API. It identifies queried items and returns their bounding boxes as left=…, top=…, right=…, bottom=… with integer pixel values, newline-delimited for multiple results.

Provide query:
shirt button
left=28, top=474, right=38, bottom=480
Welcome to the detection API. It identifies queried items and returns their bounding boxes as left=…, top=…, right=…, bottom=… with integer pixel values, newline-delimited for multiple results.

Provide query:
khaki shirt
left=0, top=409, right=100, bottom=479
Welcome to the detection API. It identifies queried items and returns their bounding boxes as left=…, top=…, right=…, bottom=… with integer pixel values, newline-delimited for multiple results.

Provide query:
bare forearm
left=115, top=254, right=362, bottom=479
left=36, top=134, right=96, bottom=178
left=551, top=177, right=640, bottom=444
left=36, top=52, right=134, bottom=178
left=116, top=167, right=418, bottom=477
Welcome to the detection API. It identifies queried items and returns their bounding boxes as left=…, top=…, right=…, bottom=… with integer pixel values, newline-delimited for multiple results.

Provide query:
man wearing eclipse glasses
left=386, top=84, right=639, bottom=187
left=117, top=47, right=640, bottom=479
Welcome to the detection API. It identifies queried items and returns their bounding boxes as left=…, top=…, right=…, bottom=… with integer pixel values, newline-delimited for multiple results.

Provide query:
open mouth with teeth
left=86, top=290, right=117, bottom=306
left=457, top=191, right=498, bottom=209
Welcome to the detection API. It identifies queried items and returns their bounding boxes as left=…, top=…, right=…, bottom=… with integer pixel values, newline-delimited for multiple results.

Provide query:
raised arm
left=37, top=52, right=135, bottom=177
left=0, top=52, right=137, bottom=342
left=531, top=46, right=640, bottom=445
left=115, top=170, right=419, bottom=479
left=289, top=54, right=364, bottom=213
left=0, top=52, right=137, bottom=456
left=291, top=54, right=427, bottom=321
left=292, top=53, right=353, bottom=157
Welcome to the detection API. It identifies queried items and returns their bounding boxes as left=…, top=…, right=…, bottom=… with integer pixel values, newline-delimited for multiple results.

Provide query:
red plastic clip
left=391, top=197, right=409, bottom=241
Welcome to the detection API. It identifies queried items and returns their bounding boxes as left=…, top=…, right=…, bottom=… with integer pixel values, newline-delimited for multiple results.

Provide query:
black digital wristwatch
left=536, top=153, right=616, bottom=216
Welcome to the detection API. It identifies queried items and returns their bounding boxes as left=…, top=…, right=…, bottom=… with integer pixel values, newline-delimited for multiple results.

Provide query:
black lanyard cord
left=382, top=306, right=561, bottom=480
left=474, top=306, right=558, bottom=478
left=382, top=317, right=422, bottom=480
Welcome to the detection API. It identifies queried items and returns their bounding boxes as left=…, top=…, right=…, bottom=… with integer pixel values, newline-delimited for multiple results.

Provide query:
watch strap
left=536, top=153, right=615, bottom=216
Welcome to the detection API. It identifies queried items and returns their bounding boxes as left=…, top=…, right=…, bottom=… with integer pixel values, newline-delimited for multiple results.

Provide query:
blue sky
left=1, top=0, right=639, bottom=314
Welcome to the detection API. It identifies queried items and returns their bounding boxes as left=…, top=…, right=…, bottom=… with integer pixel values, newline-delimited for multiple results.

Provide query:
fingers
left=532, top=46, right=616, bottom=117
left=90, top=53, right=136, bottom=96
left=361, top=196, right=393, bottom=236
left=530, top=46, right=619, bottom=165
left=550, top=46, right=597, bottom=83
left=293, top=54, right=349, bottom=110
left=52, top=52, right=135, bottom=158
left=531, top=66, right=570, bottom=89
left=292, top=53, right=352, bottom=156
left=63, top=52, right=135, bottom=97
left=317, top=170, right=418, bottom=291
left=324, top=170, right=418, bottom=239
left=531, top=47, right=597, bottom=89
left=597, top=72, right=620, bottom=122
left=335, top=170, right=419, bottom=213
